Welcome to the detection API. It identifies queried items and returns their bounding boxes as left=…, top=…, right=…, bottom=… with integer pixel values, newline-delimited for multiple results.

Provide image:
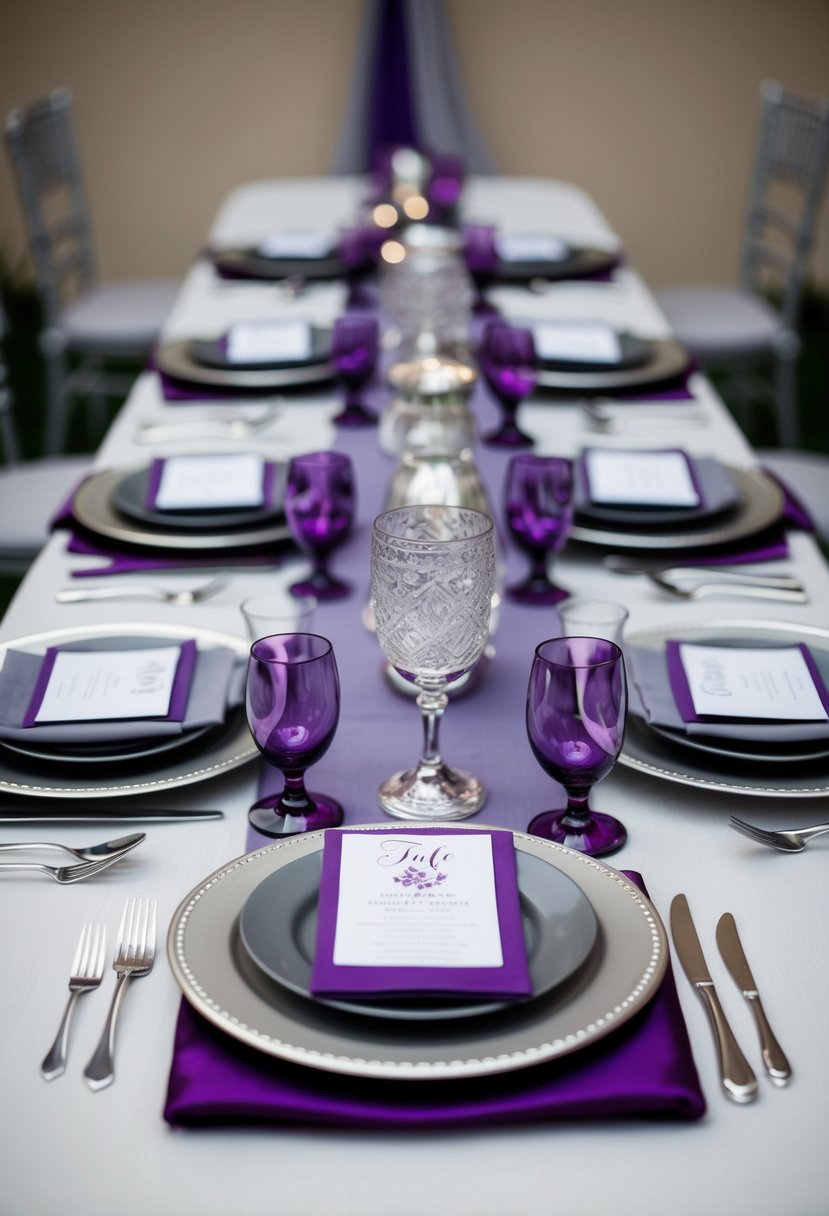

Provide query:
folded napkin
left=163, top=872, right=705, bottom=1129
left=0, top=641, right=244, bottom=744
left=627, top=643, right=829, bottom=743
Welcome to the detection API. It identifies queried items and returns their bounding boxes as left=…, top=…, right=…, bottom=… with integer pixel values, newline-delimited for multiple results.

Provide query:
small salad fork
left=729, top=816, right=829, bottom=853
left=84, top=897, right=157, bottom=1090
left=41, top=923, right=107, bottom=1080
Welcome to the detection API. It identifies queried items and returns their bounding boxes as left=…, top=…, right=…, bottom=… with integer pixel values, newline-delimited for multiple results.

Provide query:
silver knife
left=0, top=808, right=224, bottom=823
left=716, top=912, right=792, bottom=1086
left=670, top=893, right=758, bottom=1104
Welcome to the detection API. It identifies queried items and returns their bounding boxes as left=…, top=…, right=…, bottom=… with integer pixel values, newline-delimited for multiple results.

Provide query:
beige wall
left=1, top=0, right=828, bottom=290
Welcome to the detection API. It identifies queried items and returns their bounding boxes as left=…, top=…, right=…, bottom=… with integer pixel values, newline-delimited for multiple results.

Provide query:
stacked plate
left=155, top=323, right=336, bottom=393
left=71, top=463, right=292, bottom=553
left=168, top=825, right=668, bottom=1081
left=621, top=618, right=829, bottom=798
left=492, top=243, right=620, bottom=285
left=569, top=461, right=785, bottom=554
left=0, top=622, right=255, bottom=799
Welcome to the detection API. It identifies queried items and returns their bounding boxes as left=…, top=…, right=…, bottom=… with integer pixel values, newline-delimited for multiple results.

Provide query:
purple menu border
left=22, top=638, right=197, bottom=728
left=310, top=828, right=532, bottom=999
left=666, top=639, right=829, bottom=724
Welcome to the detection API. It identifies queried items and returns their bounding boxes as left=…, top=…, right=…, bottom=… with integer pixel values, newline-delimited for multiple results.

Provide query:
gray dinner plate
left=493, top=245, right=619, bottom=283
left=238, top=848, right=597, bottom=1022
left=535, top=337, right=691, bottom=393
left=535, top=329, right=651, bottom=373
left=569, top=466, right=783, bottom=551
left=189, top=324, right=332, bottom=372
left=211, top=247, right=351, bottom=282
left=72, top=468, right=293, bottom=552
left=167, top=825, right=668, bottom=1081
left=112, top=464, right=285, bottom=533
left=156, top=339, right=335, bottom=390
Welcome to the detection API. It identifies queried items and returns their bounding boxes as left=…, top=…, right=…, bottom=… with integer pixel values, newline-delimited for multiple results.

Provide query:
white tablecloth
left=2, top=177, right=828, bottom=1216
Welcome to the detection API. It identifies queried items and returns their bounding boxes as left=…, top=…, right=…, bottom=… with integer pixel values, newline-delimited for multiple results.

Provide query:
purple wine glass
left=479, top=323, right=537, bottom=447
left=526, top=636, right=628, bottom=857
left=246, top=633, right=343, bottom=837
left=331, top=314, right=379, bottom=427
left=504, top=453, right=573, bottom=605
left=284, top=451, right=355, bottom=600
left=462, top=223, right=499, bottom=315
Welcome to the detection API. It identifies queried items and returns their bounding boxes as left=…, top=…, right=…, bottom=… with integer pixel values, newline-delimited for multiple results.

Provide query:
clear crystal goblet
left=371, top=504, right=496, bottom=820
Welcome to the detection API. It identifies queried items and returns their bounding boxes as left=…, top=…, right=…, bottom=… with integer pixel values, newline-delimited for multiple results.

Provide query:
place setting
left=620, top=616, right=829, bottom=797
left=154, top=317, right=337, bottom=398
left=208, top=226, right=374, bottom=285
left=0, top=619, right=254, bottom=799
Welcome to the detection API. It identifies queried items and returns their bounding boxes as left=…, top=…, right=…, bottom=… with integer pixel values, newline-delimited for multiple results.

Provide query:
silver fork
left=730, top=815, right=829, bottom=853
left=135, top=406, right=282, bottom=444
left=41, top=923, right=107, bottom=1080
left=56, top=576, right=228, bottom=605
left=646, top=571, right=808, bottom=603
left=84, top=897, right=157, bottom=1090
left=0, top=852, right=136, bottom=883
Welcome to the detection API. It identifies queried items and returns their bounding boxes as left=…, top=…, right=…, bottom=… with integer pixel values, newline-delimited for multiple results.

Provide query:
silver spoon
left=0, top=832, right=144, bottom=864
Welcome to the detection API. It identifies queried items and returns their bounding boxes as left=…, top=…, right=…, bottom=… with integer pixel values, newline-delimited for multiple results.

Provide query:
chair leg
left=774, top=350, right=799, bottom=449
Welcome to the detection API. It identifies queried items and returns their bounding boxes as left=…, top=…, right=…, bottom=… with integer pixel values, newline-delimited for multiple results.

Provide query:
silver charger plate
left=156, top=339, right=335, bottom=390
left=0, top=622, right=256, bottom=799
left=569, top=466, right=784, bottom=551
left=620, top=617, right=829, bottom=796
left=167, top=824, right=668, bottom=1081
left=535, top=337, right=690, bottom=393
left=238, top=848, right=598, bottom=1022
left=72, top=468, right=292, bottom=551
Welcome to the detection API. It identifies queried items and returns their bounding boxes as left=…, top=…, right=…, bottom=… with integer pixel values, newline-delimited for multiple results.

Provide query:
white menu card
left=495, top=233, right=569, bottom=263
left=32, top=646, right=183, bottom=723
left=153, top=453, right=266, bottom=510
left=534, top=320, right=622, bottom=364
left=257, top=230, right=334, bottom=259
left=225, top=320, right=312, bottom=365
left=676, top=643, right=829, bottom=722
left=584, top=448, right=700, bottom=507
left=332, top=833, right=503, bottom=969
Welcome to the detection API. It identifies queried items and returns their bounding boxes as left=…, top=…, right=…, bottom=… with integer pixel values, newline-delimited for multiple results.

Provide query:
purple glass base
left=506, top=577, right=570, bottom=606
left=528, top=807, right=627, bottom=858
left=248, top=792, right=344, bottom=837
left=290, top=572, right=351, bottom=601
left=333, top=404, right=378, bottom=428
left=483, top=422, right=534, bottom=449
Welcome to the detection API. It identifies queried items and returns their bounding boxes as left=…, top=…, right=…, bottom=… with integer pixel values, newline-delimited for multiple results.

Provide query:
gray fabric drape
left=331, top=0, right=495, bottom=174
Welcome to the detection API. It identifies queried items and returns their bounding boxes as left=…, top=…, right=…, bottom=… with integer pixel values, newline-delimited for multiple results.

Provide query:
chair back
left=741, top=81, right=829, bottom=333
left=0, top=300, right=22, bottom=465
left=4, top=88, right=96, bottom=327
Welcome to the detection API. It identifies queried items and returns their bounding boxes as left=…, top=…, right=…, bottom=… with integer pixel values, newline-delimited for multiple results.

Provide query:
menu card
left=147, top=454, right=269, bottom=512
left=667, top=641, right=829, bottom=723
left=583, top=448, right=701, bottom=508
left=534, top=320, right=622, bottom=365
left=256, top=230, right=335, bottom=259
left=22, top=640, right=196, bottom=725
left=495, top=233, right=569, bottom=263
left=310, top=829, right=532, bottom=998
left=224, top=320, right=312, bottom=365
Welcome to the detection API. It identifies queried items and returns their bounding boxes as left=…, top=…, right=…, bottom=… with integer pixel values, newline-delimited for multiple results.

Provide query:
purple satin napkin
left=162, top=871, right=705, bottom=1130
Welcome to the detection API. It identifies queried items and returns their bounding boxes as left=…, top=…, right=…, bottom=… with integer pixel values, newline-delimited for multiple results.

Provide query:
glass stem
left=416, top=687, right=449, bottom=768
left=278, top=772, right=311, bottom=816
left=561, top=792, right=593, bottom=828
left=529, top=551, right=550, bottom=583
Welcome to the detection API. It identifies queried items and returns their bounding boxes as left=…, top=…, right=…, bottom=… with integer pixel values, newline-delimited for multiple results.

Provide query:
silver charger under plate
left=167, top=824, right=668, bottom=1081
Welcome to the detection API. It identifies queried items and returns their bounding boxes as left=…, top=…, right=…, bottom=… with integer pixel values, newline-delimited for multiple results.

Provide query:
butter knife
left=716, top=912, right=792, bottom=1086
left=0, top=808, right=224, bottom=823
left=670, top=894, right=758, bottom=1104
